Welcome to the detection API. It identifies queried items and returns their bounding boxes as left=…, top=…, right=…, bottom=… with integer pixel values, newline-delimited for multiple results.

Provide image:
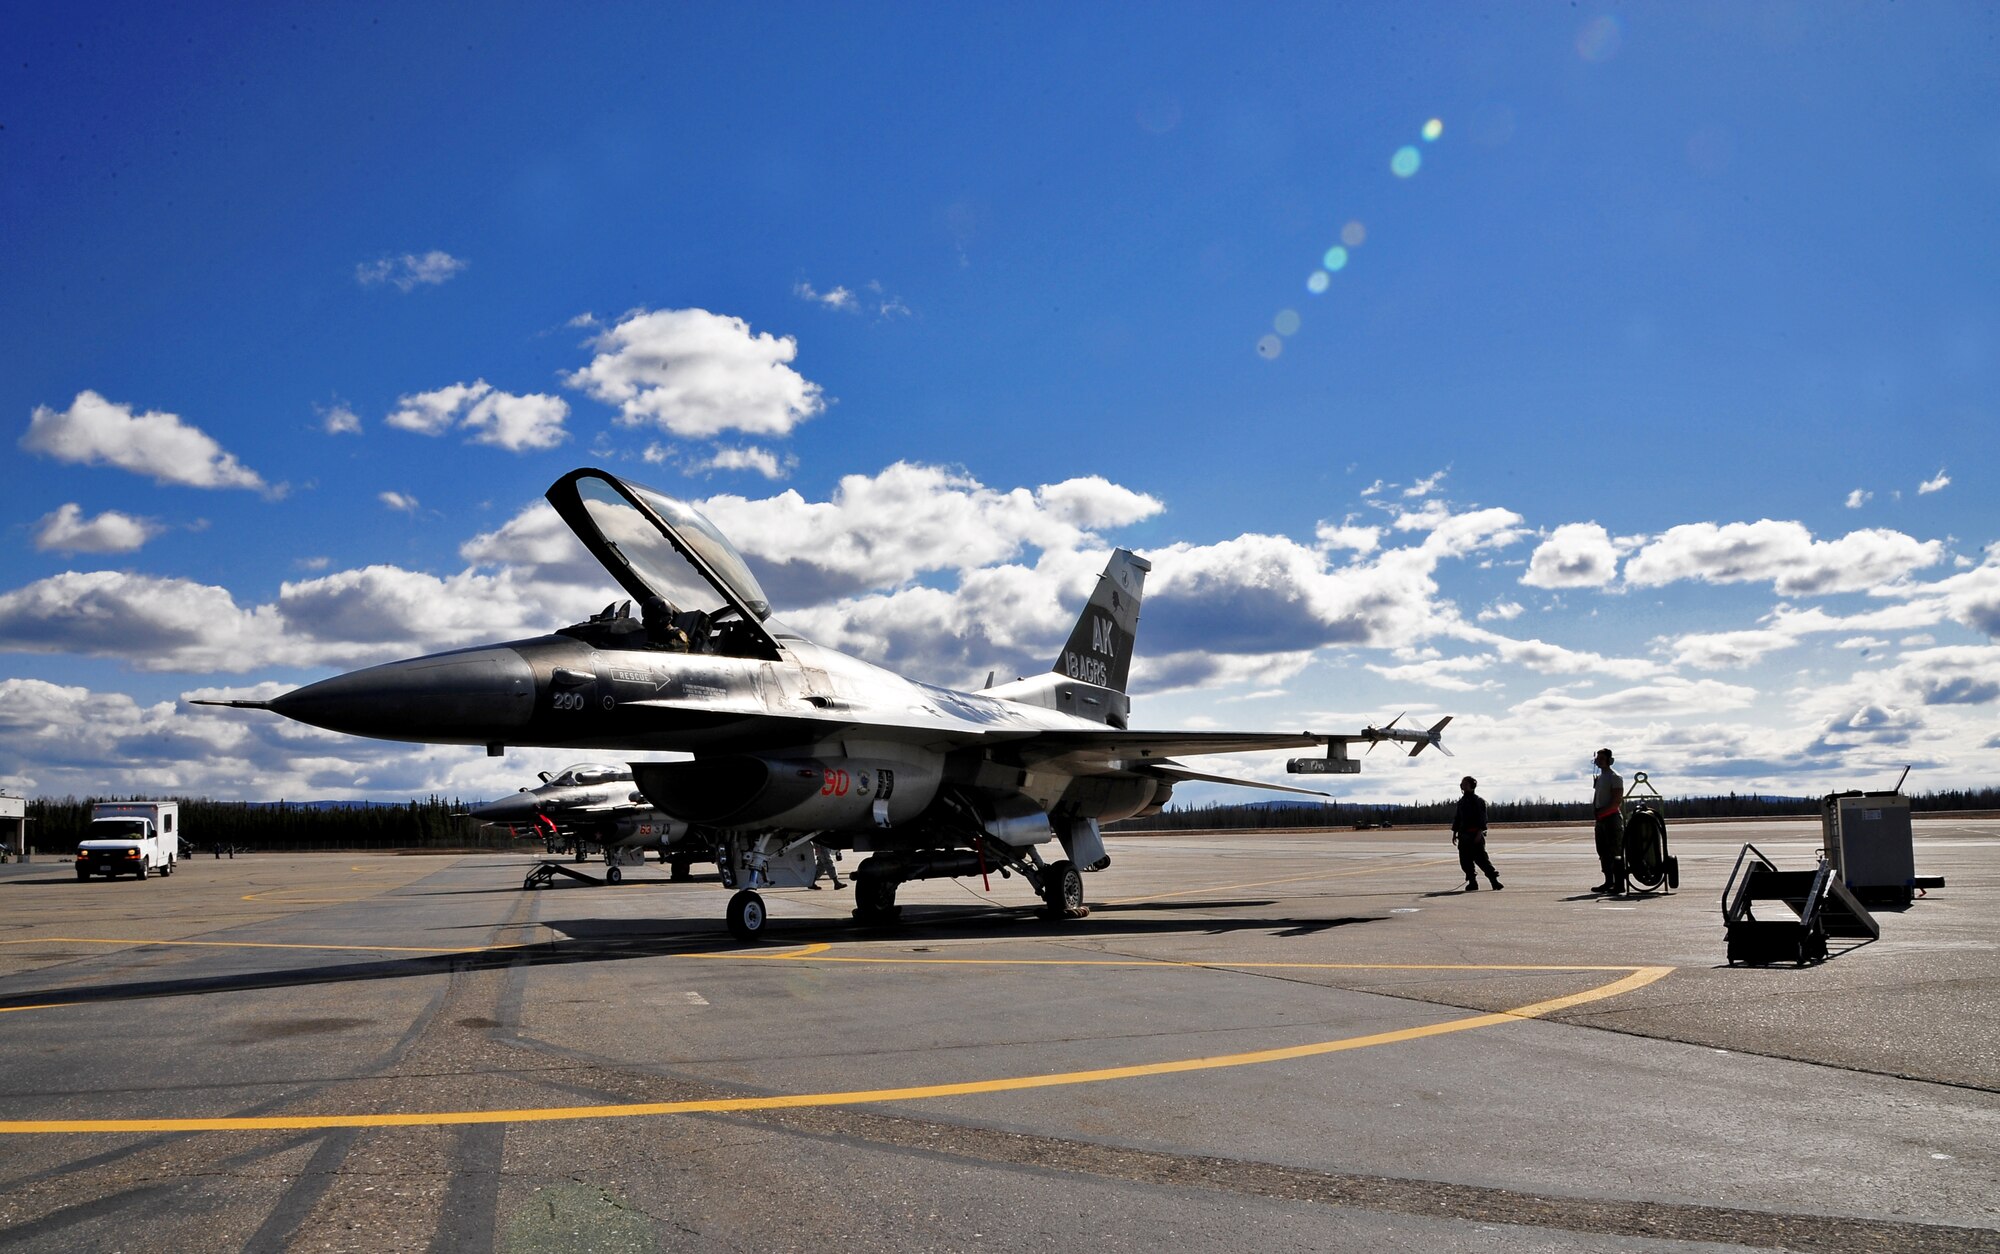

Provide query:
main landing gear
left=1041, top=859, right=1086, bottom=920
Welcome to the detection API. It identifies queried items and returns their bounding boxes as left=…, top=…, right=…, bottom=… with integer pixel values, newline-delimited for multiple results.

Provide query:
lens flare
left=1391, top=146, right=1422, bottom=178
left=1341, top=220, right=1366, bottom=247
left=1256, top=334, right=1283, bottom=360
left=1306, top=270, right=1330, bottom=295
left=1322, top=245, right=1349, bottom=271
left=1274, top=309, right=1301, bottom=336
left=1422, top=117, right=1444, bottom=142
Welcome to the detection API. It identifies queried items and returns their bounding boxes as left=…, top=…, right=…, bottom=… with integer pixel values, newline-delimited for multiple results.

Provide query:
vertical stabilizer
left=1052, top=550, right=1149, bottom=694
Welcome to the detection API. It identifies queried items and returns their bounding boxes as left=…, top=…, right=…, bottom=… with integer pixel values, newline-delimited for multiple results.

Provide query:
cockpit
left=546, top=468, right=783, bottom=660
left=538, top=763, right=632, bottom=789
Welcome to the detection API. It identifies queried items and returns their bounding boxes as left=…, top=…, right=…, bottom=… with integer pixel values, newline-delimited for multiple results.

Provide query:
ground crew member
left=809, top=842, right=843, bottom=890
left=1451, top=775, right=1501, bottom=891
left=1591, top=747, right=1625, bottom=894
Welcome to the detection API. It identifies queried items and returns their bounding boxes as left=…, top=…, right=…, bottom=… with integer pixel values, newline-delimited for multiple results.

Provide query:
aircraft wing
left=993, top=729, right=1329, bottom=772
left=1137, top=762, right=1328, bottom=797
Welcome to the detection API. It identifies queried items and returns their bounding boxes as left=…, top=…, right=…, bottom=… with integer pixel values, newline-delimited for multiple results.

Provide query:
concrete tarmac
left=0, top=818, right=1994, bottom=1252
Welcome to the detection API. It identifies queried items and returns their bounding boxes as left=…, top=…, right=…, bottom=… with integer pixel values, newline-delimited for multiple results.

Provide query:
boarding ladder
left=1721, top=843, right=1878, bottom=966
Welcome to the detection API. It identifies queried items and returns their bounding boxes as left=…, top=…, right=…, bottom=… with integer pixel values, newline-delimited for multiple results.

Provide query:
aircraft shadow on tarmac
left=0, top=907, right=1388, bottom=1013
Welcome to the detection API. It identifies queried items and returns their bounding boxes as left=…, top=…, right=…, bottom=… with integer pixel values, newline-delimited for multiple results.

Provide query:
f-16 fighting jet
left=466, top=762, right=711, bottom=879
left=201, top=467, right=1444, bottom=940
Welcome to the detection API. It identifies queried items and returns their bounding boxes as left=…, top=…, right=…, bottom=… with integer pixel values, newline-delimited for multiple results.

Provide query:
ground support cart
left=522, top=860, right=626, bottom=890
left=1620, top=771, right=1679, bottom=895
left=1722, top=843, right=1878, bottom=966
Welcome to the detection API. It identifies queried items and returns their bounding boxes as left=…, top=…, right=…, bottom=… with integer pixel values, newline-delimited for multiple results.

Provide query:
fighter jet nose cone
left=270, top=647, right=537, bottom=743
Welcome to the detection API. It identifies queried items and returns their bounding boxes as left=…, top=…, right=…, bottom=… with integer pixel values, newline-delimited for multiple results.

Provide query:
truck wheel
left=134, top=861, right=148, bottom=879
left=76, top=869, right=89, bottom=881
left=160, top=858, right=174, bottom=877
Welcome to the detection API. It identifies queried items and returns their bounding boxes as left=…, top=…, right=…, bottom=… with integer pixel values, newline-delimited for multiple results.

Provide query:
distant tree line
left=1111, top=786, right=2000, bottom=832
left=21, top=796, right=502, bottom=854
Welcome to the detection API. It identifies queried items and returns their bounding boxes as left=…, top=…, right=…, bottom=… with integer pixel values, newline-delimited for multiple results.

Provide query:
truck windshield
left=87, top=820, right=148, bottom=839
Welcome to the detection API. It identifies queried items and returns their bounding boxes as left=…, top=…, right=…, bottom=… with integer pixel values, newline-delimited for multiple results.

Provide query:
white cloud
left=1835, top=636, right=1889, bottom=651
left=686, top=445, right=794, bottom=480
left=275, top=565, right=549, bottom=648
left=1623, top=520, right=1944, bottom=595
left=565, top=307, right=826, bottom=439
left=1403, top=469, right=1448, bottom=498
left=21, top=391, right=270, bottom=492
left=379, top=491, right=420, bottom=514
left=1918, top=468, right=1950, bottom=495
left=1515, top=676, right=1758, bottom=716
left=797, top=279, right=910, bottom=319
left=460, top=390, right=569, bottom=451
left=1033, top=478, right=1164, bottom=530
left=1451, top=624, right=1663, bottom=680
left=1665, top=627, right=1798, bottom=670
left=385, top=381, right=569, bottom=451
left=794, top=281, right=856, bottom=311
left=1845, top=488, right=1871, bottom=509
left=695, top=462, right=1142, bottom=606
left=1315, top=521, right=1381, bottom=555
left=1364, top=654, right=1495, bottom=692
left=1522, top=522, right=1620, bottom=588
left=0, top=571, right=290, bottom=672
left=1477, top=601, right=1524, bottom=622
left=32, top=503, right=162, bottom=554
left=320, top=403, right=363, bottom=436
left=356, top=250, right=467, bottom=291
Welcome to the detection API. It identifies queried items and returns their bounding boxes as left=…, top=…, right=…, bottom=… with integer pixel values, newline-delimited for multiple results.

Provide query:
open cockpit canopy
left=546, top=468, right=782, bottom=658
left=542, top=763, right=632, bottom=789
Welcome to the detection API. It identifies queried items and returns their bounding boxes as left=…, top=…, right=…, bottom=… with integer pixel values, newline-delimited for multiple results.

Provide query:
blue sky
left=4, top=3, right=1996, bottom=805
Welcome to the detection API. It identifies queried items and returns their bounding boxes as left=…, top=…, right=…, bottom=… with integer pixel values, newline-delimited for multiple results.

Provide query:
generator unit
left=1820, top=790, right=1915, bottom=906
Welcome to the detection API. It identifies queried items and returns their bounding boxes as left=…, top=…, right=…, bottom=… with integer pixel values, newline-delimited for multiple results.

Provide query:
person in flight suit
left=1591, top=747, right=1625, bottom=894
left=1451, top=775, right=1501, bottom=891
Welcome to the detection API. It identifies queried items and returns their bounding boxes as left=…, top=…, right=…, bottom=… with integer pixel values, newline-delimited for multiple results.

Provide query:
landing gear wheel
left=572, top=845, right=586, bottom=864
left=852, top=877, right=902, bottom=927
left=1042, top=860, right=1087, bottom=920
left=605, top=864, right=623, bottom=885
left=669, top=858, right=691, bottom=882
left=726, top=889, right=767, bottom=941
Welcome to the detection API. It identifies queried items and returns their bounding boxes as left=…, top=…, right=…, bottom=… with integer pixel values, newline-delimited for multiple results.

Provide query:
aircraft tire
left=853, top=878, right=901, bottom=927
left=1043, top=860, right=1086, bottom=920
left=726, top=889, right=767, bottom=941
left=606, top=865, right=623, bottom=885
left=670, top=859, right=691, bottom=882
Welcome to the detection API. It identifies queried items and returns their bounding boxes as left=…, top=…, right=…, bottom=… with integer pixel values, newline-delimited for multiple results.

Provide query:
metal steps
left=1722, top=844, right=1878, bottom=966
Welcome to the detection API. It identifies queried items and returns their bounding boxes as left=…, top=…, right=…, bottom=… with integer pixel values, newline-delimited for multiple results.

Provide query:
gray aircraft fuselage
left=208, top=467, right=1393, bottom=939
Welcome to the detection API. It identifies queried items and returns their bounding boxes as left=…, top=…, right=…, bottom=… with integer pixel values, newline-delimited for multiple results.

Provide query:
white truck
left=76, top=801, right=181, bottom=880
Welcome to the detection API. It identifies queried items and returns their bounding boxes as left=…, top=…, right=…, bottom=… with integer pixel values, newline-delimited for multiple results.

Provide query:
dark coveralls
left=1593, top=766, right=1625, bottom=891
left=1451, top=791, right=1500, bottom=887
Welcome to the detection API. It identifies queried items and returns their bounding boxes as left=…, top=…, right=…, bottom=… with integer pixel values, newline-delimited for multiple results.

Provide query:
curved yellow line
left=0, top=962, right=1672, bottom=1134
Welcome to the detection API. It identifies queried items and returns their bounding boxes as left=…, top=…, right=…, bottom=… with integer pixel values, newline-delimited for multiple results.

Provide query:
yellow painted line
left=0, top=960, right=1672, bottom=1134
left=0, top=937, right=514, bottom=956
